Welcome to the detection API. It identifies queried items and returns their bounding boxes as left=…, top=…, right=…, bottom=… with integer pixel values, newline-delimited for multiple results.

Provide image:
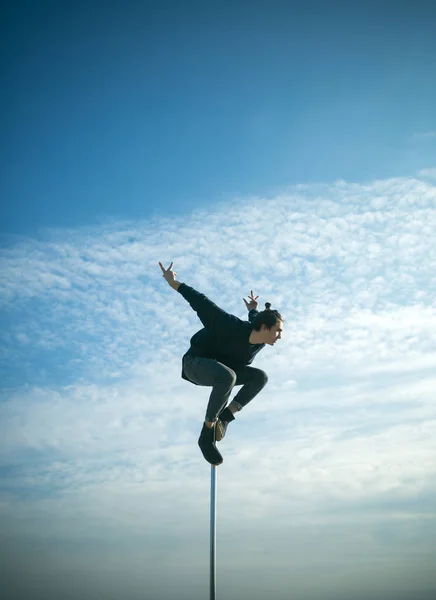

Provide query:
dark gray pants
left=183, top=355, right=268, bottom=422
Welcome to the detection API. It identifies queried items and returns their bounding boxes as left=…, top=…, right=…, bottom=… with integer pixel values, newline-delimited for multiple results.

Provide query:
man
left=159, top=261, right=284, bottom=466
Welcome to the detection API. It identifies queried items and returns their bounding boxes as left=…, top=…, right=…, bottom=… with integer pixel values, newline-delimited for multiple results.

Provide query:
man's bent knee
left=218, top=368, right=237, bottom=387
left=256, top=370, right=268, bottom=386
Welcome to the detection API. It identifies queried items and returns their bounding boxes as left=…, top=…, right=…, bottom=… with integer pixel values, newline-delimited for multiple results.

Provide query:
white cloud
left=1, top=173, right=436, bottom=599
left=419, top=167, right=436, bottom=179
left=414, top=131, right=436, bottom=140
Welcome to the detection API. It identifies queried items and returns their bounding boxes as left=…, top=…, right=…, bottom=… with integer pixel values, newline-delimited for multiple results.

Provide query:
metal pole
left=210, top=464, right=217, bottom=600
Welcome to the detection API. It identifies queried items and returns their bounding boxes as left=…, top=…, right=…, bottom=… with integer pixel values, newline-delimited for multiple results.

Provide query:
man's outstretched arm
left=158, top=261, right=244, bottom=333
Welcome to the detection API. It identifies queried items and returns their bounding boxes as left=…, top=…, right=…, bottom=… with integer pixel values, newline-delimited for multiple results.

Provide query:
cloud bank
left=1, top=172, right=436, bottom=600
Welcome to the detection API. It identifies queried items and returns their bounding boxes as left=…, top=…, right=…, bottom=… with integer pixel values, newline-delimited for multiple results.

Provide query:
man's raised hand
left=243, top=290, right=259, bottom=311
left=159, top=261, right=180, bottom=289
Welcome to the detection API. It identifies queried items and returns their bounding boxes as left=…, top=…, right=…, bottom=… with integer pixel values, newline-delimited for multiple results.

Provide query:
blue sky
left=1, top=2, right=436, bottom=600
left=1, top=0, right=436, bottom=236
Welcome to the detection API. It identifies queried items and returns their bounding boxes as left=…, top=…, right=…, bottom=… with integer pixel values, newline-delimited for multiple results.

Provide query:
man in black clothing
left=159, top=261, right=284, bottom=466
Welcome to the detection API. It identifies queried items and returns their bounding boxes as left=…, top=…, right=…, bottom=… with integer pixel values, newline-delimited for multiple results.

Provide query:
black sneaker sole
left=198, top=440, right=223, bottom=465
left=198, top=427, right=223, bottom=465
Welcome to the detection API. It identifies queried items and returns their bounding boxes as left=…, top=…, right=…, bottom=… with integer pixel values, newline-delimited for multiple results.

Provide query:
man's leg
left=216, top=366, right=268, bottom=441
left=183, top=356, right=237, bottom=422
left=230, top=365, right=268, bottom=410
left=183, top=356, right=237, bottom=464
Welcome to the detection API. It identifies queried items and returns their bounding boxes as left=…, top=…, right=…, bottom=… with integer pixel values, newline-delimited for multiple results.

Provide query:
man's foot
left=215, top=407, right=235, bottom=442
left=198, top=423, right=223, bottom=465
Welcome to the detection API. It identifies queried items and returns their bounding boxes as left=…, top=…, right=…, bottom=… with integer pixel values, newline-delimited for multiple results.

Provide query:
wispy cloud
left=1, top=172, right=436, bottom=599
left=419, top=167, right=436, bottom=179
left=413, top=131, right=436, bottom=140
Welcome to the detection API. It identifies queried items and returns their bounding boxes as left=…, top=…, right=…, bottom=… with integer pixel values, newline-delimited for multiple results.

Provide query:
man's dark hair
left=251, top=303, right=284, bottom=331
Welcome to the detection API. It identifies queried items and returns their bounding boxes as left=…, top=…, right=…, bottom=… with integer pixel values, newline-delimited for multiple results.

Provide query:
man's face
left=262, top=321, right=283, bottom=346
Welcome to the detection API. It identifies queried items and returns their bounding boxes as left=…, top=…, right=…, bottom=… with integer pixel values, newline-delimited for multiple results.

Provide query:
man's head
left=251, top=303, right=284, bottom=346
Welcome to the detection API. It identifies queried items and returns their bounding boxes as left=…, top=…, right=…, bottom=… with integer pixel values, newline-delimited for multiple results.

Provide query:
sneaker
left=198, top=423, right=223, bottom=465
left=215, top=407, right=235, bottom=442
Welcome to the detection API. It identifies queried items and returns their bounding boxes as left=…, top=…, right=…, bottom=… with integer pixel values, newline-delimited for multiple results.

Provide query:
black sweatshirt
left=177, top=283, right=265, bottom=384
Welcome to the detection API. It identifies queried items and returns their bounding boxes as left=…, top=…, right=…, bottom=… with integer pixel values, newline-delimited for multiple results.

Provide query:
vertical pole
left=210, top=465, right=217, bottom=600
